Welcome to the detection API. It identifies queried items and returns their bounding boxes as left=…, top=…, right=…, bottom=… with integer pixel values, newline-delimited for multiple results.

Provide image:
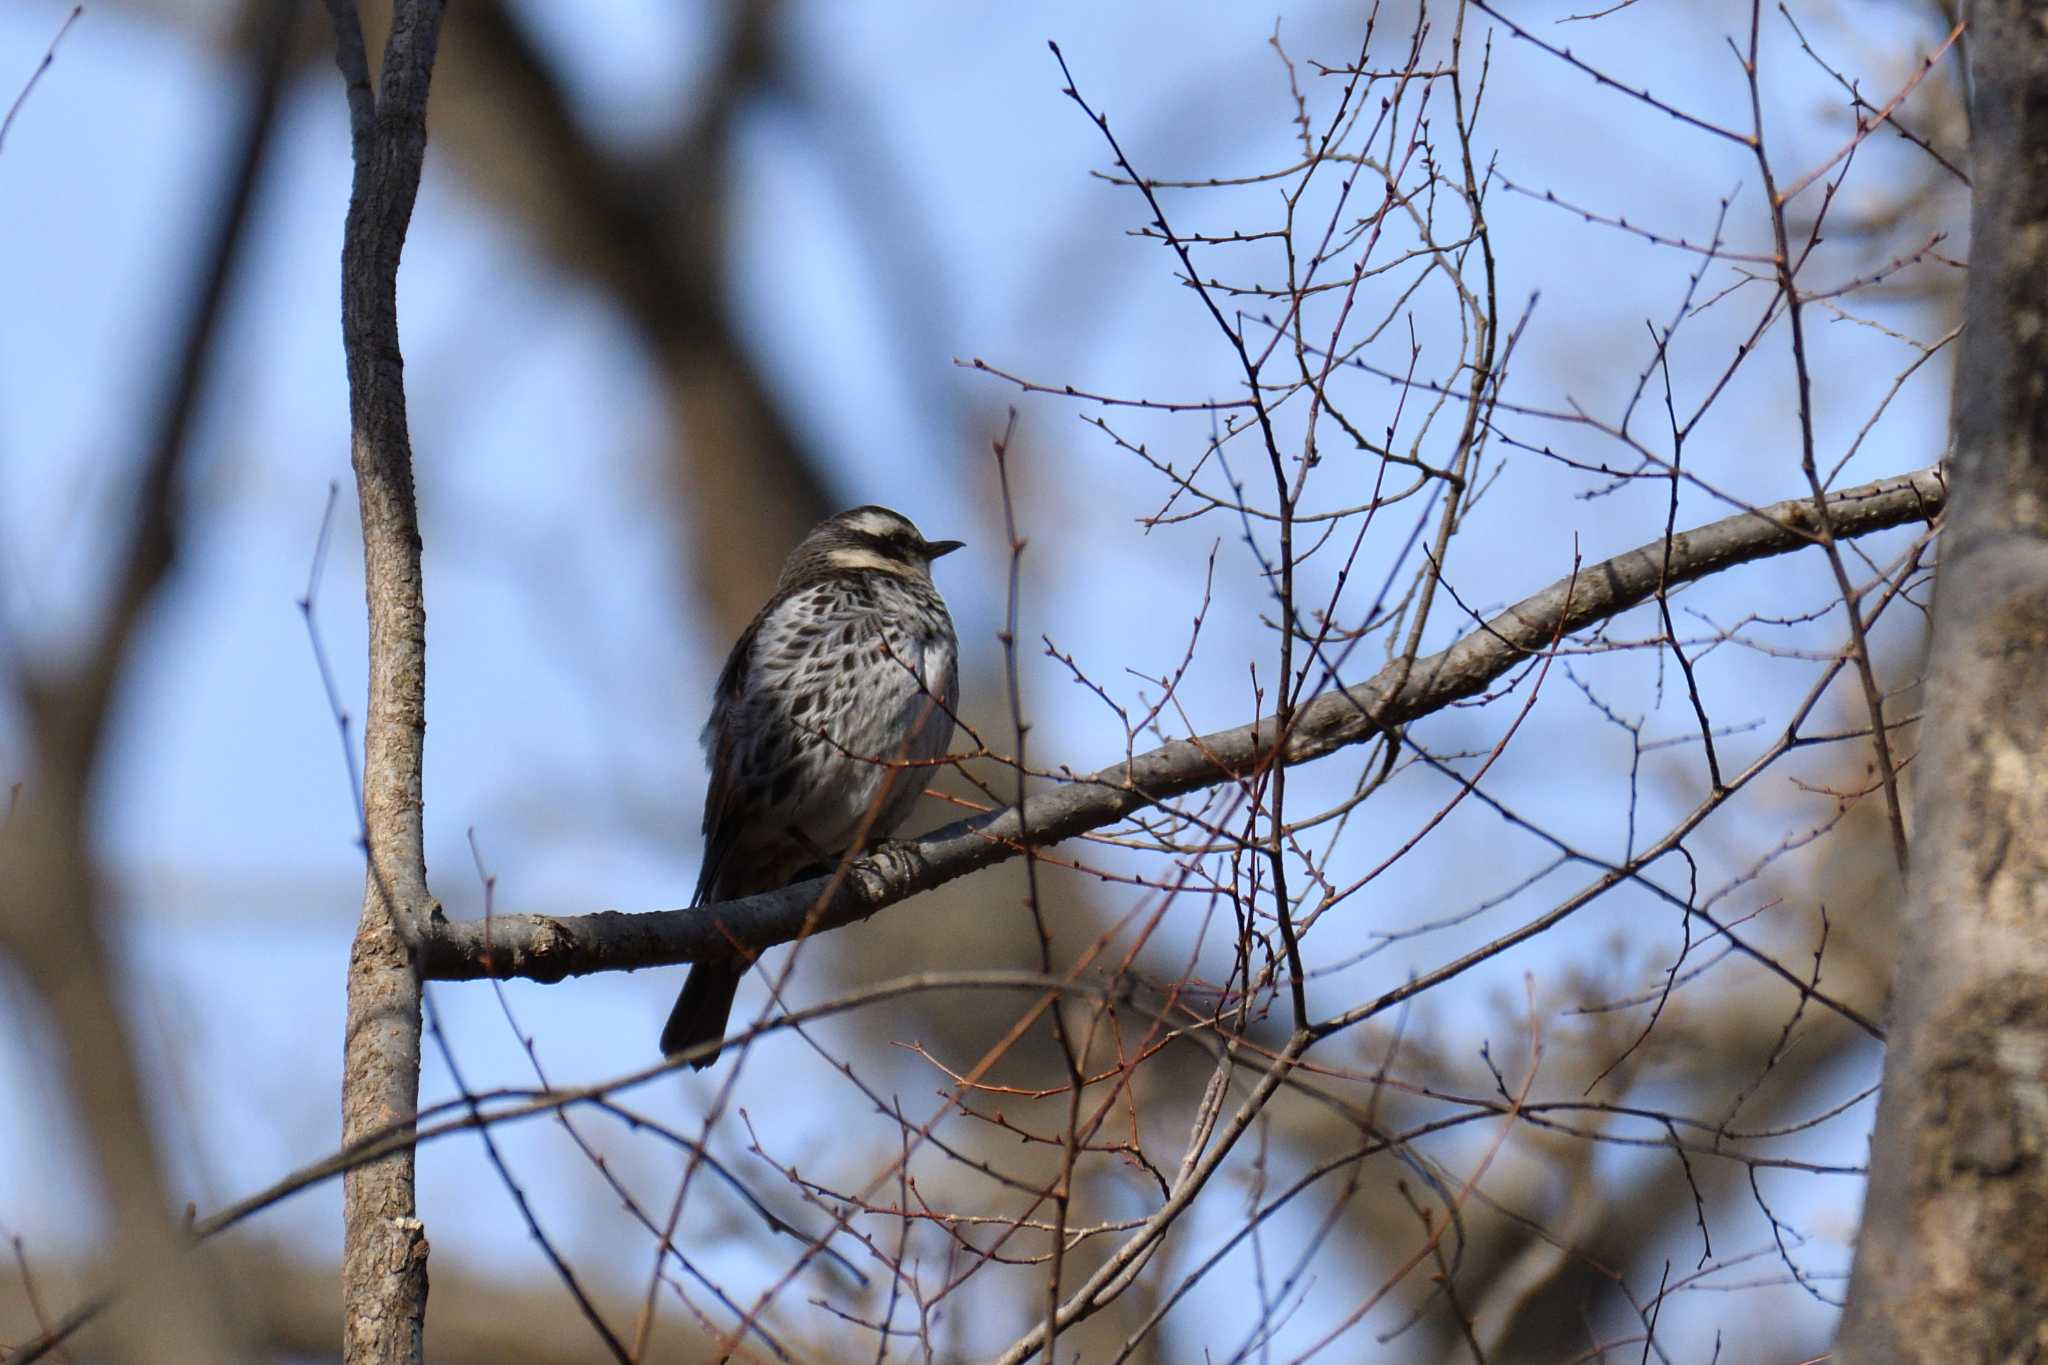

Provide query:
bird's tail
left=661, top=963, right=742, bottom=1069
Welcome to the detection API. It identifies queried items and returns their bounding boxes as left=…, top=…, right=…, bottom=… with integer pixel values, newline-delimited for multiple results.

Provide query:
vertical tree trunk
left=324, top=3, right=446, bottom=1361
left=1837, top=3, right=2048, bottom=1357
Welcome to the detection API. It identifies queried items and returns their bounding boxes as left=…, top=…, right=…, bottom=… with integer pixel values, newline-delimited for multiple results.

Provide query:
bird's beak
left=926, top=539, right=965, bottom=559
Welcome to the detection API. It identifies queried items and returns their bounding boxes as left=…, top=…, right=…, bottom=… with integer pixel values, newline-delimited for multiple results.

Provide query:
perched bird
left=662, top=505, right=963, bottom=1068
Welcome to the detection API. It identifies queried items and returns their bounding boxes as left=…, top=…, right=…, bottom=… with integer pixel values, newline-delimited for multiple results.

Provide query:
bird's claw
left=862, top=837, right=925, bottom=884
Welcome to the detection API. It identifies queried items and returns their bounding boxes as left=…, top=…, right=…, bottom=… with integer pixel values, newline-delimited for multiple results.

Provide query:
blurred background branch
left=0, top=2, right=296, bottom=1359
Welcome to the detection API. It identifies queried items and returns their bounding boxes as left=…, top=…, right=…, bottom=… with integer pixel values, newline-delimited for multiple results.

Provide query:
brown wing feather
left=692, top=602, right=768, bottom=907
left=671, top=596, right=782, bottom=1066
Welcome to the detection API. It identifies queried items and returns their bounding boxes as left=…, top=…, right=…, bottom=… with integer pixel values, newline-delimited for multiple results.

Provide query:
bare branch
left=422, top=467, right=1947, bottom=985
left=323, top=1, right=447, bottom=1361
left=0, top=4, right=81, bottom=156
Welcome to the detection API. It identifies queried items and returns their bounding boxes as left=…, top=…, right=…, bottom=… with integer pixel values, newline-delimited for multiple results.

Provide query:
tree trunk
left=324, top=2, right=446, bottom=1361
left=1837, top=3, right=2048, bottom=1357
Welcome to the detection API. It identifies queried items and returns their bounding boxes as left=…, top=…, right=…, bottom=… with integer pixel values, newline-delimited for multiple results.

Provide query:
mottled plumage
left=662, top=506, right=962, bottom=1067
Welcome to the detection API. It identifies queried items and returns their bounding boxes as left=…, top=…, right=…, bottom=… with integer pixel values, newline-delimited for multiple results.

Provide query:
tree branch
left=324, top=2, right=446, bottom=1362
left=420, top=466, right=1947, bottom=986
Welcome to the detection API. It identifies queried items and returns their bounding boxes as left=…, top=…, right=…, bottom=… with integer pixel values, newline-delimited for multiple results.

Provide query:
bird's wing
left=693, top=601, right=770, bottom=908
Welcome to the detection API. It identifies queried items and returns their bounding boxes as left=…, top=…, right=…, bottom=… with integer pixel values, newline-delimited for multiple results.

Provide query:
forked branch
left=325, top=1, right=446, bottom=1362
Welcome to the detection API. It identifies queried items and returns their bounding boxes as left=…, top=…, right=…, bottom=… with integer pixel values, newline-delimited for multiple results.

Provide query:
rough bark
left=413, top=468, right=1949, bottom=988
left=324, top=3, right=446, bottom=1362
left=1837, top=4, right=2048, bottom=1357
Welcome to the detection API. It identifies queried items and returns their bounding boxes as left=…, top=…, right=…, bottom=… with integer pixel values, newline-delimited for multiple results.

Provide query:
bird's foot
left=861, top=837, right=926, bottom=886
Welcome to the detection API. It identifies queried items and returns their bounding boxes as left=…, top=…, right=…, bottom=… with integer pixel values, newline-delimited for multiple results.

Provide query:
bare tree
left=5, top=0, right=2019, bottom=1361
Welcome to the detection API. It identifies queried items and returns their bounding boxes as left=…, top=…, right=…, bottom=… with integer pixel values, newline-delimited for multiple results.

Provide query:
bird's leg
left=781, top=825, right=839, bottom=880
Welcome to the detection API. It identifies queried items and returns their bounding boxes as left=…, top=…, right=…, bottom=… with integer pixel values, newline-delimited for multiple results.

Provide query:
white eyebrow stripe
left=823, top=547, right=912, bottom=575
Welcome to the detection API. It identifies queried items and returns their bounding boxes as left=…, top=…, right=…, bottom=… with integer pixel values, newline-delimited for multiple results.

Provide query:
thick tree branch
left=1839, top=2, right=2048, bottom=1353
left=325, top=2, right=445, bottom=1362
left=420, top=467, right=1947, bottom=985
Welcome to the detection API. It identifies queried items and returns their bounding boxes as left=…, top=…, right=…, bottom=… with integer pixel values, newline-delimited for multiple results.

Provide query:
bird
left=662, top=505, right=963, bottom=1068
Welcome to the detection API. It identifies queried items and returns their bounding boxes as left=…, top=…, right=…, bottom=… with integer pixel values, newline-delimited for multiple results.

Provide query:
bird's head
left=783, top=505, right=964, bottom=586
